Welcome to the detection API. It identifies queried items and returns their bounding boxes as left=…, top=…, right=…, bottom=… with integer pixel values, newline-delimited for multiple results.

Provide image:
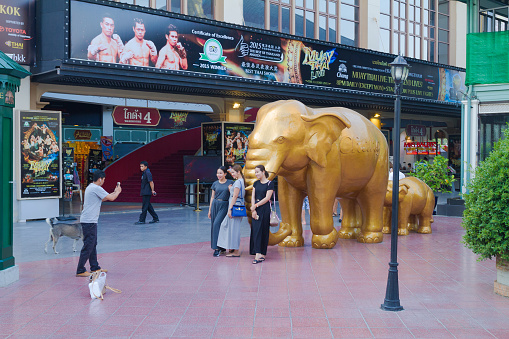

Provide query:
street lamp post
left=381, top=55, right=410, bottom=312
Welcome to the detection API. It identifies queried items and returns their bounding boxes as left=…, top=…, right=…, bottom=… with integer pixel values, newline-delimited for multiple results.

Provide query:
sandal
left=333, top=213, right=338, bottom=217
left=252, top=259, right=263, bottom=264
left=259, top=257, right=265, bottom=261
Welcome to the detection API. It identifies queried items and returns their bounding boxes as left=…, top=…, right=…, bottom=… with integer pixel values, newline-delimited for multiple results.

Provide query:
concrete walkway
left=2, top=206, right=509, bottom=338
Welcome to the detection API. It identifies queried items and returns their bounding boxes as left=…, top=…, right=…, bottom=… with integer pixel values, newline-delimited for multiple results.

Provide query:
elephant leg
left=356, top=190, right=384, bottom=243
left=276, top=177, right=305, bottom=247
left=408, top=214, right=418, bottom=232
left=307, top=193, right=339, bottom=249
left=417, top=193, right=434, bottom=234
left=382, top=206, right=391, bottom=234
left=338, top=198, right=361, bottom=239
left=397, top=210, right=410, bottom=236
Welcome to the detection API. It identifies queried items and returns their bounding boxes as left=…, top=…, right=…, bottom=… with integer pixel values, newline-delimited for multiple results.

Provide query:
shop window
left=480, top=114, right=509, bottom=161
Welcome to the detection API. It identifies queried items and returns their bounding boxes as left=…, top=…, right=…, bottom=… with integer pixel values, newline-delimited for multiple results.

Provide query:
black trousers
left=76, top=223, right=101, bottom=274
left=139, top=195, right=158, bottom=222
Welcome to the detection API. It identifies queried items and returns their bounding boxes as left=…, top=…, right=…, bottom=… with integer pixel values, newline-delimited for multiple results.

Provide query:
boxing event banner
left=0, top=0, right=35, bottom=65
left=223, top=123, right=254, bottom=168
left=69, top=0, right=465, bottom=103
left=17, top=110, right=61, bottom=199
left=201, top=123, right=222, bottom=157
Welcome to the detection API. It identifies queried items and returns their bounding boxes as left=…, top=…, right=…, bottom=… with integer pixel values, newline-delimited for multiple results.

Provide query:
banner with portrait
left=17, top=110, right=61, bottom=199
left=69, top=0, right=465, bottom=104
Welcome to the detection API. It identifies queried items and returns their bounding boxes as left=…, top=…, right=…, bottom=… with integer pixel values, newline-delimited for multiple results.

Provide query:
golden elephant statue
left=383, top=176, right=435, bottom=235
left=243, top=100, right=389, bottom=249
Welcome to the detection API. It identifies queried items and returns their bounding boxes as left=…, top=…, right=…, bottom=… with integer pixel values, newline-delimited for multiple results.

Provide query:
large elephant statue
left=383, top=176, right=434, bottom=235
left=243, top=100, right=388, bottom=249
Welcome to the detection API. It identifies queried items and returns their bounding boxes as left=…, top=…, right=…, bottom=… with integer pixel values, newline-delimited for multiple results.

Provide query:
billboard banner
left=223, top=123, right=254, bottom=168
left=18, top=110, right=61, bottom=199
left=0, top=0, right=35, bottom=65
left=69, top=0, right=465, bottom=104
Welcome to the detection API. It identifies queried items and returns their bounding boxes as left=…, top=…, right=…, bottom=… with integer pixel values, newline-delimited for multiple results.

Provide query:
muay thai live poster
left=223, top=123, right=254, bottom=168
left=18, top=111, right=61, bottom=199
left=202, top=123, right=221, bottom=156
left=69, top=0, right=465, bottom=103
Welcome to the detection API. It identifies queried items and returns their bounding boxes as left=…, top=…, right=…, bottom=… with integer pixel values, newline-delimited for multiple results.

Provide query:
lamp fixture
left=374, top=113, right=381, bottom=118
left=390, top=55, right=410, bottom=85
left=232, top=102, right=241, bottom=109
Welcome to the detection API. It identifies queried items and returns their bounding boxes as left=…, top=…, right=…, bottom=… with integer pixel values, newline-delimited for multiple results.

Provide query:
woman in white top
left=217, top=164, right=245, bottom=257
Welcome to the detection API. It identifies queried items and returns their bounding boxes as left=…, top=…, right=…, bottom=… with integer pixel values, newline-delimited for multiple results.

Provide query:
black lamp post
left=381, top=55, right=410, bottom=312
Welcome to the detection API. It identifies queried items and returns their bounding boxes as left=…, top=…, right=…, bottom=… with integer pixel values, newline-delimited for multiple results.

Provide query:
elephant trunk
left=244, top=150, right=290, bottom=246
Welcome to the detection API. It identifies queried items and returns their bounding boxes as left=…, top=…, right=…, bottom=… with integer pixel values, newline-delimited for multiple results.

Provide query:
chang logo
left=337, top=63, right=348, bottom=80
left=199, top=38, right=227, bottom=64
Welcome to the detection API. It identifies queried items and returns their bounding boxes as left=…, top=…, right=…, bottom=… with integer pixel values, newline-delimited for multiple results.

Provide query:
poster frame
left=16, top=110, right=63, bottom=200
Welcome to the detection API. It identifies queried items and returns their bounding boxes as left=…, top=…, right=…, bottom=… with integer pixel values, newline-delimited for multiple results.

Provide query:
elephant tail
left=268, top=222, right=292, bottom=246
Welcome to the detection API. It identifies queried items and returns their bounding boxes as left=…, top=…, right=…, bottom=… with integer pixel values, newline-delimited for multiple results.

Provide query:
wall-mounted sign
left=202, top=123, right=222, bottom=156
left=100, top=136, right=113, bottom=161
left=17, top=110, right=61, bottom=199
left=112, top=106, right=161, bottom=127
left=0, top=0, right=35, bottom=65
left=69, top=0, right=465, bottom=104
left=406, top=124, right=427, bottom=137
left=404, top=142, right=437, bottom=156
left=73, top=129, right=92, bottom=140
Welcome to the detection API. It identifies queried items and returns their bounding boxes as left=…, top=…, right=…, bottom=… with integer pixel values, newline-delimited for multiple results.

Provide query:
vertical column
left=102, top=106, right=114, bottom=137
left=359, top=0, right=380, bottom=50
left=0, top=91, right=17, bottom=287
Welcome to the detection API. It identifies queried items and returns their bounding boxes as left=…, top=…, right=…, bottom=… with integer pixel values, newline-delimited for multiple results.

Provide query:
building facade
left=5, top=0, right=466, bottom=220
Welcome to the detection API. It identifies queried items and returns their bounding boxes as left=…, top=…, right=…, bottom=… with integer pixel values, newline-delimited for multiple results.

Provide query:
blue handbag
left=231, top=205, right=247, bottom=217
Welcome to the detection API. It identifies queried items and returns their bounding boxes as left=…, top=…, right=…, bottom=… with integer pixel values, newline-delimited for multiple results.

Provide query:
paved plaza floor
left=2, top=205, right=509, bottom=338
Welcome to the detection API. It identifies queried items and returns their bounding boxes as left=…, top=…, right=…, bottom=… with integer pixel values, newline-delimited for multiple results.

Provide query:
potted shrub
left=462, top=128, right=509, bottom=297
left=410, top=155, right=456, bottom=213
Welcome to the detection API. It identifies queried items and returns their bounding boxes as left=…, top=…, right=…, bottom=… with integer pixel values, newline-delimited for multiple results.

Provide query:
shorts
left=302, top=196, right=310, bottom=210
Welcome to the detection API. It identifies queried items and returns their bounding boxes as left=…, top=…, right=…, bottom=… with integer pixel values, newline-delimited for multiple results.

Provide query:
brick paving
left=1, top=213, right=509, bottom=338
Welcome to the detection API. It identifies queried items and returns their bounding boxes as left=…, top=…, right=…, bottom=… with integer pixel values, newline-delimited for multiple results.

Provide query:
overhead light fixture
left=374, top=113, right=381, bottom=118
left=233, top=103, right=241, bottom=109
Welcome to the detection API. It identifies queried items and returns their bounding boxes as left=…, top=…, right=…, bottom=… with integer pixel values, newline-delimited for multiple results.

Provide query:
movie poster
left=18, top=110, right=61, bottom=199
left=223, top=123, right=254, bottom=168
left=69, top=0, right=465, bottom=104
left=62, top=147, right=75, bottom=201
left=202, top=123, right=222, bottom=156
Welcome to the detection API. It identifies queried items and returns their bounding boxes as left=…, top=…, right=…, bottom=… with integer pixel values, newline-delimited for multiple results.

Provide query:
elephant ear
left=398, top=183, right=410, bottom=201
left=301, top=112, right=351, bottom=168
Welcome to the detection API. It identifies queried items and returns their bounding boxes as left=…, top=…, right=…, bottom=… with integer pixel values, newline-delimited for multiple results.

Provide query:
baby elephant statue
left=244, top=100, right=389, bottom=249
left=383, top=176, right=435, bottom=235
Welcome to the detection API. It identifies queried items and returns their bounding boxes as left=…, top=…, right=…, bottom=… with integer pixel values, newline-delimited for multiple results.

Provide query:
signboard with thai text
left=17, top=110, right=61, bottom=199
left=69, top=0, right=465, bottom=104
left=406, top=124, right=427, bottom=137
left=112, top=106, right=161, bottom=127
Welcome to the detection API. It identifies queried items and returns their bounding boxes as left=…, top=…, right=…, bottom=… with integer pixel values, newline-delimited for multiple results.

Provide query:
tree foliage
left=410, top=155, right=455, bottom=193
left=462, top=128, right=509, bottom=262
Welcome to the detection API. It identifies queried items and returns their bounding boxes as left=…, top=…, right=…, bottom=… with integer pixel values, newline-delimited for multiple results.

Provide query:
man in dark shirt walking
left=135, top=161, right=159, bottom=224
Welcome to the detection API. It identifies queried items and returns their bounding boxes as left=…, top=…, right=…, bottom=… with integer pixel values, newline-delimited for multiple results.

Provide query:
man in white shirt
left=388, top=161, right=405, bottom=181
left=76, top=170, right=121, bottom=277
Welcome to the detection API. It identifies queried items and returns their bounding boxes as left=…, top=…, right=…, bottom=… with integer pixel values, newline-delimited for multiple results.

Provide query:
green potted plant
left=410, top=155, right=455, bottom=194
left=462, top=128, right=509, bottom=296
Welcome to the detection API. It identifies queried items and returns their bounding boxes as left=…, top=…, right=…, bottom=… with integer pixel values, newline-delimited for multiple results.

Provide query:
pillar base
left=0, top=265, right=19, bottom=287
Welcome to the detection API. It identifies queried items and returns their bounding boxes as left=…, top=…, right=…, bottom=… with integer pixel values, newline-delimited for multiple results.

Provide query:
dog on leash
left=44, top=218, right=83, bottom=254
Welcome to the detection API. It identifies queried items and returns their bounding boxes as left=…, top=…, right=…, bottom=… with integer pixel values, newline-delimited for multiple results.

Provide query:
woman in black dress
left=250, top=165, right=275, bottom=264
left=208, top=166, right=232, bottom=257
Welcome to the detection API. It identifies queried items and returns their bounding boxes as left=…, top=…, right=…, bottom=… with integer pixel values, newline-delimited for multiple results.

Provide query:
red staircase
left=104, top=127, right=201, bottom=204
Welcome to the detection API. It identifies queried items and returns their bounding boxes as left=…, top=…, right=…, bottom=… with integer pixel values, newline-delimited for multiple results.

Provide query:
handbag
left=88, top=271, right=122, bottom=300
left=231, top=205, right=247, bottom=217
left=231, top=179, right=247, bottom=217
left=269, top=191, right=280, bottom=226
